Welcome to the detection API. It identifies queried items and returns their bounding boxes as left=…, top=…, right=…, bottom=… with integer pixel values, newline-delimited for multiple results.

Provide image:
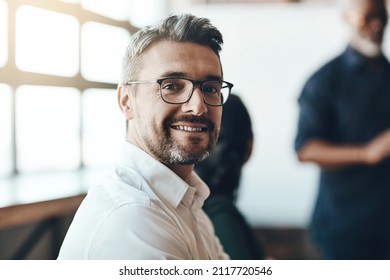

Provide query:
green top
left=203, top=194, right=266, bottom=260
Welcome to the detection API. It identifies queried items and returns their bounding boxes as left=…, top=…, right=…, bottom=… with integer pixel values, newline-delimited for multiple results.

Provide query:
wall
left=174, top=2, right=390, bottom=227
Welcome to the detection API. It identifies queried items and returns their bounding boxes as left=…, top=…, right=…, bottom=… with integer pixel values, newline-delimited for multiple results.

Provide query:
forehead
left=350, top=0, right=386, bottom=14
left=137, top=41, right=222, bottom=79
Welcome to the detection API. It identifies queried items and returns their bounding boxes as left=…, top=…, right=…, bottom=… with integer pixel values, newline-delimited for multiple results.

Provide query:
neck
left=125, top=134, right=194, bottom=182
left=168, top=164, right=194, bottom=182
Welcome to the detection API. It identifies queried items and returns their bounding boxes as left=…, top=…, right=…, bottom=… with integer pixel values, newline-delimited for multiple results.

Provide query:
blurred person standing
left=295, top=0, right=390, bottom=259
left=195, top=94, right=266, bottom=260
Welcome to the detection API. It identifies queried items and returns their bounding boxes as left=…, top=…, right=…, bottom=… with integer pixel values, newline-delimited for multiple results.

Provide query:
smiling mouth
left=171, top=125, right=207, bottom=132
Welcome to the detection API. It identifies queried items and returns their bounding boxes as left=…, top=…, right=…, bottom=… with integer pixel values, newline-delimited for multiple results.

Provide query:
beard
left=351, top=33, right=382, bottom=58
left=142, top=115, right=219, bottom=165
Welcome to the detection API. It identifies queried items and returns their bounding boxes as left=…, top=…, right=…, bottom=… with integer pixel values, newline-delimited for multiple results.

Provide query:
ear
left=117, top=84, right=134, bottom=120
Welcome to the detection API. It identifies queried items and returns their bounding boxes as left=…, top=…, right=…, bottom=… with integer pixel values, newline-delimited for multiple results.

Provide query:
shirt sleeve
left=295, top=70, right=335, bottom=152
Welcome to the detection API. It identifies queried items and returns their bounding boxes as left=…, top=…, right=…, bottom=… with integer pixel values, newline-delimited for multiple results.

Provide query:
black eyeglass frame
left=125, top=77, right=234, bottom=106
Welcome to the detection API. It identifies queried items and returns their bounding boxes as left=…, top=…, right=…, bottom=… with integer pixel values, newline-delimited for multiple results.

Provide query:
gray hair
left=340, top=0, right=387, bottom=11
left=120, top=14, right=224, bottom=83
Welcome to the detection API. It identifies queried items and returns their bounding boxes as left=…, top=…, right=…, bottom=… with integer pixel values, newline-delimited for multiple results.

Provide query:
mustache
left=166, top=115, right=215, bottom=131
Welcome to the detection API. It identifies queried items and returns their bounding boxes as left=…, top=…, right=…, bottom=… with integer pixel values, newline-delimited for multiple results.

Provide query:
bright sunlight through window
left=81, top=22, right=129, bottom=83
left=15, top=5, right=79, bottom=77
left=0, top=0, right=7, bottom=67
left=0, top=84, right=12, bottom=177
left=82, top=89, right=125, bottom=167
left=16, top=86, right=80, bottom=173
left=1, top=0, right=141, bottom=178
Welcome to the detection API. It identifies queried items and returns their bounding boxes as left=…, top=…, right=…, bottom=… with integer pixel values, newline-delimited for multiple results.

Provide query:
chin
left=167, top=151, right=209, bottom=165
left=352, top=36, right=382, bottom=58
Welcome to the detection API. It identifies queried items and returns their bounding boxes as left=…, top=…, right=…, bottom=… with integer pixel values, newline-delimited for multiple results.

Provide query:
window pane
left=81, top=22, right=129, bottom=83
left=82, top=89, right=125, bottom=167
left=16, top=86, right=80, bottom=173
left=81, top=0, right=130, bottom=21
left=0, top=84, right=12, bottom=177
left=15, top=5, right=79, bottom=77
left=0, top=0, right=7, bottom=67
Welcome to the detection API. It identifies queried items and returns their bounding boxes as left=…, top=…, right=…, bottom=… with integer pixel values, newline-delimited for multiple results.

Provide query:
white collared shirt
left=58, top=141, right=228, bottom=260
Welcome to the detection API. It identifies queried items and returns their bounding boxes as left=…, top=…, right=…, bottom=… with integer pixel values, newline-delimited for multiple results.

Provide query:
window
left=16, top=86, right=80, bottom=172
left=0, top=0, right=136, bottom=179
left=81, top=22, right=129, bottom=83
left=16, top=5, right=79, bottom=76
left=0, top=0, right=7, bottom=67
left=0, top=84, right=12, bottom=177
left=82, top=89, right=125, bottom=167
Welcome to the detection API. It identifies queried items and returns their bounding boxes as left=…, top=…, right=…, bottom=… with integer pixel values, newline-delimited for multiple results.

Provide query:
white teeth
left=174, top=125, right=203, bottom=132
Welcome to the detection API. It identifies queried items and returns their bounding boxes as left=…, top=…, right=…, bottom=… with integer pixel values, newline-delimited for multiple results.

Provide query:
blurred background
left=0, top=0, right=389, bottom=259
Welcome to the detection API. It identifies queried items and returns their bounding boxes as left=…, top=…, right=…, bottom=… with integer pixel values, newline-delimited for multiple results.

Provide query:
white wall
left=173, top=3, right=390, bottom=227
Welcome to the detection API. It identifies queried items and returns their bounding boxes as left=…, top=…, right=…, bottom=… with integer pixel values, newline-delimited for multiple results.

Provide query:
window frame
left=0, top=0, right=138, bottom=177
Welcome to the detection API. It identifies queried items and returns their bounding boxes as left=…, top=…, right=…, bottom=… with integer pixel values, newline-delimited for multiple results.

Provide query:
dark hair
left=195, top=94, right=253, bottom=198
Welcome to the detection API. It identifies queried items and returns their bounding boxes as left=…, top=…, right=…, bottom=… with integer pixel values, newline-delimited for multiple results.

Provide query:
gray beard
left=351, top=35, right=382, bottom=58
left=148, top=137, right=213, bottom=165
left=143, top=121, right=218, bottom=166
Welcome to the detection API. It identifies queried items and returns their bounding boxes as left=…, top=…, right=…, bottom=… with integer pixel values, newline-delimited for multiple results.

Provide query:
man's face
left=125, top=41, right=223, bottom=166
left=349, top=0, right=388, bottom=45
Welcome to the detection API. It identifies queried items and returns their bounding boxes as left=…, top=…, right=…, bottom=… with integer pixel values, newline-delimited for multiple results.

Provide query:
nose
left=367, top=17, right=386, bottom=43
left=181, top=86, right=208, bottom=116
left=369, top=18, right=386, bottom=31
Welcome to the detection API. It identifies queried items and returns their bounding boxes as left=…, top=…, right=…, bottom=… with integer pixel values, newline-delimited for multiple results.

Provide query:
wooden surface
left=0, top=194, right=85, bottom=230
left=256, top=227, right=320, bottom=259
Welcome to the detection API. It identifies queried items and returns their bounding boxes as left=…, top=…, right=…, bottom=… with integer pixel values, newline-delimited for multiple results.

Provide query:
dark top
left=195, top=94, right=266, bottom=259
left=295, top=46, right=390, bottom=238
left=203, top=194, right=266, bottom=260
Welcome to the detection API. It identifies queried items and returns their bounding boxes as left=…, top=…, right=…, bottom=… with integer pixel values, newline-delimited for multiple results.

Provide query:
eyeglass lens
left=160, top=78, right=228, bottom=105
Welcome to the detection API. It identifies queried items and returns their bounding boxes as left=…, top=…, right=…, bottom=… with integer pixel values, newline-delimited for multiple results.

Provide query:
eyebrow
left=159, top=71, right=223, bottom=81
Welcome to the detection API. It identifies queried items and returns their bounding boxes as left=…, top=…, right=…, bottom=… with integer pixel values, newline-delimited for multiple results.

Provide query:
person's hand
left=363, top=129, right=390, bottom=165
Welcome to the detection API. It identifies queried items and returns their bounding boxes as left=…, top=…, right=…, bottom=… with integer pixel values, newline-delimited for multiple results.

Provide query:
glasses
left=349, top=10, right=388, bottom=26
left=125, top=77, right=233, bottom=106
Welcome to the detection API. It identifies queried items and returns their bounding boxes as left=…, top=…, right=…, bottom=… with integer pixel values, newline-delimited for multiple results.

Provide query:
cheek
left=211, top=108, right=223, bottom=130
left=141, top=104, right=176, bottom=128
left=358, top=26, right=372, bottom=36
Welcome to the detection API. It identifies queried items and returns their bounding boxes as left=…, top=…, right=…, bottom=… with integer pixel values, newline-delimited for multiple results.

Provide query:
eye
left=203, top=81, right=221, bottom=95
left=161, top=79, right=186, bottom=94
left=162, top=82, right=179, bottom=91
left=203, top=86, right=217, bottom=94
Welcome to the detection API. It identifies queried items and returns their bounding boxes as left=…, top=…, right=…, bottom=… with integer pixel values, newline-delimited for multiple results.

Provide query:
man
left=58, top=14, right=233, bottom=259
left=295, top=0, right=390, bottom=259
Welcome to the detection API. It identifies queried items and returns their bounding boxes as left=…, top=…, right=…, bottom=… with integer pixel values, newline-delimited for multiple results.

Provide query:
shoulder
left=299, top=53, right=345, bottom=103
left=88, top=202, right=190, bottom=259
left=203, top=195, right=243, bottom=221
left=305, top=54, right=344, bottom=90
left=59, top=169, right=189, bottom=259
left=60, top=185, right=189, bottom=259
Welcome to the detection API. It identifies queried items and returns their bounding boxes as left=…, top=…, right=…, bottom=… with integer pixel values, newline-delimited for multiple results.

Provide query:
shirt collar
left=344, top=45, right=387, bottom=70
left=118, top=141, right=210, bottom=210
left=184, top=171, right=210, bottom=211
